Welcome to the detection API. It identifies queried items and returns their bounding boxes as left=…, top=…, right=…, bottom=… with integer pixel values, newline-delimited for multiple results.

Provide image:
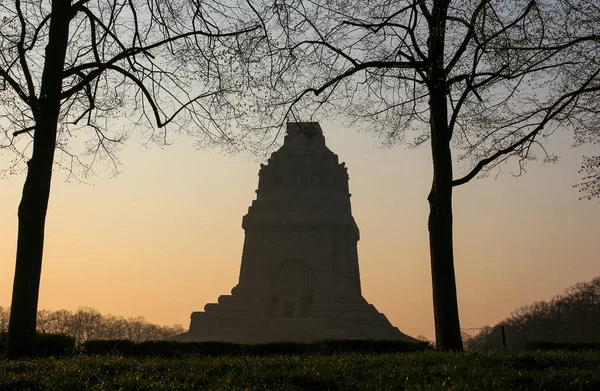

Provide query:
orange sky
left=1, top=120, right=598, bottom=340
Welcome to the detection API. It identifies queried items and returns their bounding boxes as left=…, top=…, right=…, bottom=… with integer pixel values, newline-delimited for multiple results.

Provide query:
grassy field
left=1, top=351, right=599, bottom=390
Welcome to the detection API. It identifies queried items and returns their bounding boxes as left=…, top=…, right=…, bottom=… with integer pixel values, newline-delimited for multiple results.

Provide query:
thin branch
left=12, top=126, right=35, bottom=137
left=453, top=69, right=600, bottom=187
left=15, top=0, right=36, bottom=104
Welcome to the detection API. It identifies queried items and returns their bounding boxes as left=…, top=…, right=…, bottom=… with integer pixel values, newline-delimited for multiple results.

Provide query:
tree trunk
left=427, top=0, right=463, bottom=352
left=6, top=0, right=72, bottom=359
left=427, top=136, right=463, bottom=351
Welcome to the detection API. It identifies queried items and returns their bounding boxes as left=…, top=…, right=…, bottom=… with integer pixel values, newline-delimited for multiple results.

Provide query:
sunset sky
left=1, top=120, right=598, bottom=340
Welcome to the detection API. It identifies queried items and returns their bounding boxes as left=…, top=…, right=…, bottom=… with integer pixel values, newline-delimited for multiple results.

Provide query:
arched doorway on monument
left=265, top=260, right=315, bottom=318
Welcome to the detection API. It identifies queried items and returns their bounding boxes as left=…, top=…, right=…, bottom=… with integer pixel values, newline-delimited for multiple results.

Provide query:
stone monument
left=177, top=122, right=415, bottom=343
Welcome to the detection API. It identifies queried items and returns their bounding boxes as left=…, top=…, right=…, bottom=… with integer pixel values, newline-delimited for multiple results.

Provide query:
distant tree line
left=464, top=277, right=600, bottom=350
left=0, top=307, right=184, bottom=343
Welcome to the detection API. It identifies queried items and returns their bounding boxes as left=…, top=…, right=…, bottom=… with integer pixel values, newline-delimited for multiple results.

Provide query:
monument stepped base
left=175, top=292, right=415, bottom=343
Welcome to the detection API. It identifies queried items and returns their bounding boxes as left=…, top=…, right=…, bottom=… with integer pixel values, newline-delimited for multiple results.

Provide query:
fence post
left=500, top=325, right=507, bottom=350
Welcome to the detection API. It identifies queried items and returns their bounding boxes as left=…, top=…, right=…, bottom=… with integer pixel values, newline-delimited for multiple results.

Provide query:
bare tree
left=473, top=276, right=600, bottom=349
left=48, top=309, right=72, bottom=335
left=69, top=307, right=103, bottom=341
left=0, top=306, right=185, bottom=342
left=235, top=0, right=600, bottom=350
left=35, top=309, right=53, bottom=334
left=0, top=0, right=258, bottom=358
left=102, top=315, right=128, bottom=340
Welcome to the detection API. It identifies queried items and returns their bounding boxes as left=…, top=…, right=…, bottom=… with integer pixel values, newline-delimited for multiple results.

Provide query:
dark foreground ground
left=1, top=351, right=599, bottom=390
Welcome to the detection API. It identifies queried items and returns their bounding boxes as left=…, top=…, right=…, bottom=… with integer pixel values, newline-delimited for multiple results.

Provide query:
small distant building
left=176, top=122, right=415, bottom=343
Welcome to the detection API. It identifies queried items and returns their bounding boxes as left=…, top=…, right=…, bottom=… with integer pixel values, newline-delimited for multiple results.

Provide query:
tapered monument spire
left=177, top=122, right=415, bottom=342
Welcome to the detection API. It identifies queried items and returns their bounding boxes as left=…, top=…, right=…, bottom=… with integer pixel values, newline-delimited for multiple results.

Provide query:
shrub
left=35, top=333, right=76, bottom=357
left=0, top=332, right=75, bottom=357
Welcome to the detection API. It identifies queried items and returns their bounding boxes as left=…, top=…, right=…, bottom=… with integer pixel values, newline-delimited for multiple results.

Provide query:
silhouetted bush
left=34, top=333, right=76, bottom=357
left=81, top=339, right=430, bottom=357
left=524, top=341, right=600, bottom=351
left=0, top=332, right=75, bottom=357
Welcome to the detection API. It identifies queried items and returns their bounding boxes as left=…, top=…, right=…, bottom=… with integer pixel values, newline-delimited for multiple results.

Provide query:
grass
left=1, top=350, right=599, bottom=390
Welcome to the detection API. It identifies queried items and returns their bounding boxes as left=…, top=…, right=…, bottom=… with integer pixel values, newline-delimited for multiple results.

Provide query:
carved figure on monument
left=176, top=122, right=416, bottom=342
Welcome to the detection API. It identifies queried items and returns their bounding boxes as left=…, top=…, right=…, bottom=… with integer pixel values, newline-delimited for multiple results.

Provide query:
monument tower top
left=285, top=121, right=323, bottom=136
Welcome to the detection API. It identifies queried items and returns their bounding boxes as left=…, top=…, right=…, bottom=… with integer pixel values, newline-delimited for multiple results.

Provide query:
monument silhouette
left=177, top=122, right=415, bottom=342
